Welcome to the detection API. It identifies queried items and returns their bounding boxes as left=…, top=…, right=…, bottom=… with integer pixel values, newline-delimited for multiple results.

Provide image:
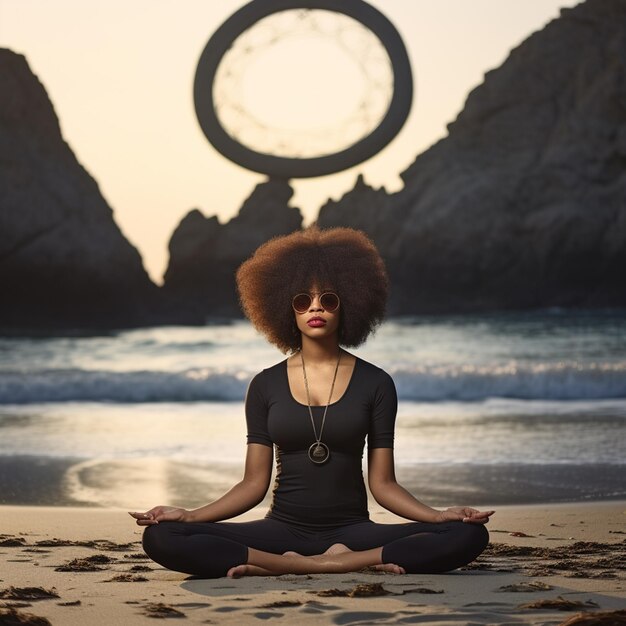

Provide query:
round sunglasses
left=292, top=292, right=340, bottom=314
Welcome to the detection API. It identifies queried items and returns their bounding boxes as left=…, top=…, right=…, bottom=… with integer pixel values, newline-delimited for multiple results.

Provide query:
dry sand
left=0, top=501, right=624, bottom=625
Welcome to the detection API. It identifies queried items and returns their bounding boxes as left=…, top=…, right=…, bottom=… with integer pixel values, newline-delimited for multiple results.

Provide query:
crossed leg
left=143, top=518, right=488, bottom=578
left=228, top=543, right=405, bottom=578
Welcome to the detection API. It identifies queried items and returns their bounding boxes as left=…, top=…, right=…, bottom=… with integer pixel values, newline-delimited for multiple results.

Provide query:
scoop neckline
left=285, top=355, right=359, bottom=408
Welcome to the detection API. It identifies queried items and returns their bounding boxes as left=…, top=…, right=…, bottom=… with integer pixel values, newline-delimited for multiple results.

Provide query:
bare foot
left=322, top=545, right=404, bottom=573
left=284, top=544, right=348, bottom=558
left=324, top=543, right=351, bottom=555
left=232, top=547, right=352, bottom=577
left=371, top=563, right=406, bottom=574
left=230, top=545, right=401, bottom=578
left=227, top=564, right=274, bottom=578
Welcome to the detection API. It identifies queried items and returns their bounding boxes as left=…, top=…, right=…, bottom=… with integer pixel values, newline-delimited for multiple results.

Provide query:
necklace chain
left=300, top=350, right=341, bottom=446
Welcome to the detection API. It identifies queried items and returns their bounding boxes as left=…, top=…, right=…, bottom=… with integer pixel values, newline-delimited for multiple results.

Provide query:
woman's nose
left=309, top=295, right=323, bottom=310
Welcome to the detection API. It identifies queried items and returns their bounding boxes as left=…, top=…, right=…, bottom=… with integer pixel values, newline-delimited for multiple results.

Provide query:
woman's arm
left=131, top=443, right=273, bottom=525
left=367, top=448, right=494, bottom=524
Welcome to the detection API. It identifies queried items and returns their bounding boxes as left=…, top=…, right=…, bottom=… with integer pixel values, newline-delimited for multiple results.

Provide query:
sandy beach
left=1, top=501, right=624, bottom=625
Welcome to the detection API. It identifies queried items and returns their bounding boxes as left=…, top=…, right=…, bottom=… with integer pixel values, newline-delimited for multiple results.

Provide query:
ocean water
left=0, top=311, right=624, bottom=509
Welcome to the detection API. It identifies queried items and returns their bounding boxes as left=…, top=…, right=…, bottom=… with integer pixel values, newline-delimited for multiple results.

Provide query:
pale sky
left=0, top=0, right=579, bottom=283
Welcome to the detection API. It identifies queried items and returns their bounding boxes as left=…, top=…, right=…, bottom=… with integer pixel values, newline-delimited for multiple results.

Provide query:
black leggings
left=142, top=517, right=489, bottom=579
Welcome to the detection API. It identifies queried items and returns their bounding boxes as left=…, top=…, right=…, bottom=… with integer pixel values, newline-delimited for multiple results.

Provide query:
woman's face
left=293, top=283, right=341, bottom=342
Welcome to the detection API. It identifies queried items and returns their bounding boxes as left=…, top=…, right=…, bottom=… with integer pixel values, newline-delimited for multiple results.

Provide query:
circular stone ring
left=193, top=0, right=413, bottom=179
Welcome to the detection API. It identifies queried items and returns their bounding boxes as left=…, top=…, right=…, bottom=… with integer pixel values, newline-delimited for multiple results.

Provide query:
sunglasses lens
left=320, top=293, right=339, bottom=312
left=292, top=293, right=312, bottom=313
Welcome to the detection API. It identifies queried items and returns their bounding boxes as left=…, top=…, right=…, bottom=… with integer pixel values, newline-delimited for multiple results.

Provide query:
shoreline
left=4, top=495, right=626, bottom=510
left=1, top=454, right=624, bottom=509
left=1, top=501, right=624, bottom=625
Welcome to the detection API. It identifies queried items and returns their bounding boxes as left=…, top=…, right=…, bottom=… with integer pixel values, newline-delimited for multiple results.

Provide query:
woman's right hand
left=128, top=506, right=189, bottom=526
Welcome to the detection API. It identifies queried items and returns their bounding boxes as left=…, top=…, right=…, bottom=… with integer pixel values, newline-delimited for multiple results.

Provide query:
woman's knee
left=141, top=522, right=205, bottom=575
left=445, top=521, right=489, bottom=565
left=381, top=522, right=489, bottom=574
left=460, top=521, right=489, bottom=553
left=141, top=523, right=249, bottom=578
left=142, top=522, right=175, bottom=560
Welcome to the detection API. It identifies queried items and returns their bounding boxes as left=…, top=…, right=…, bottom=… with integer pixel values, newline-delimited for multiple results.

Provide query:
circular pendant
left=308, top=442, right=330, bottom=464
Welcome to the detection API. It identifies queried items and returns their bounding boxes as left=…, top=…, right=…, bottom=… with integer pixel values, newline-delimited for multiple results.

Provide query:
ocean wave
left=391, top=361, right=626, bottom=401
left=0, top=368, right=249, bottom=404
left=1, top=361, right=625, bottom=404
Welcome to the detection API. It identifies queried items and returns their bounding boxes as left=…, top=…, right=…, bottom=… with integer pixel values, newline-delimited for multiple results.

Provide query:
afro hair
left=236, top=226, right=388, bottom=353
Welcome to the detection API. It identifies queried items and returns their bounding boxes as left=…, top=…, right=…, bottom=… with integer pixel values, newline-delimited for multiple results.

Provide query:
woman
left=131, top=227, right=494, bottom=578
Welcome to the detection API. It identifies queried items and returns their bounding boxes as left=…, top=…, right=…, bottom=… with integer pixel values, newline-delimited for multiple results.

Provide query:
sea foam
left=1, top=361, right=625, bottom=404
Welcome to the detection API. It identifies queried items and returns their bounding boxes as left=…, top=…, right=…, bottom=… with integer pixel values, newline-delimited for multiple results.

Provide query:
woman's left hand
left=437, top=507, right=495, bottom=524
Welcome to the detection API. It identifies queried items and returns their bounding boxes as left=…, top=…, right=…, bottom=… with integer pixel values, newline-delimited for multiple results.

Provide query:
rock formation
left=4, top=0, right=625, bottom=327
left=319, top=0, right=626, bottom=313
left=163, top=179, right=302, bottom=319
left=0, top=48, right=162, bottom=330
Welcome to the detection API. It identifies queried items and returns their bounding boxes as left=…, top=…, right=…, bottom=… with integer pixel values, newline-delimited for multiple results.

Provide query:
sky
left=0, top=0, right=580, bottom=284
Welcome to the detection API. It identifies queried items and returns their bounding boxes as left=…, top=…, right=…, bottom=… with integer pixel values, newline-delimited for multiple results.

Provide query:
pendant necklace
left=300, top=350, right=341, bottom=464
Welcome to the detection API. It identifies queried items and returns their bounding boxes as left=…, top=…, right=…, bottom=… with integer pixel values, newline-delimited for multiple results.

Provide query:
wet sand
left=2, top=454, right=624, bottom=509
left=0, top=501, right=624, bottom=625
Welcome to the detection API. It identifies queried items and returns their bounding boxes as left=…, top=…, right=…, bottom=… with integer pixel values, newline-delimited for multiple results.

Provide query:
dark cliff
left=0, top=48, right=162, bottom=330
left=163, top=179, right=303, bottom=320
left=319, top=0, right=626, bottom=313
left=5, top=0, right=625, bottom=327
